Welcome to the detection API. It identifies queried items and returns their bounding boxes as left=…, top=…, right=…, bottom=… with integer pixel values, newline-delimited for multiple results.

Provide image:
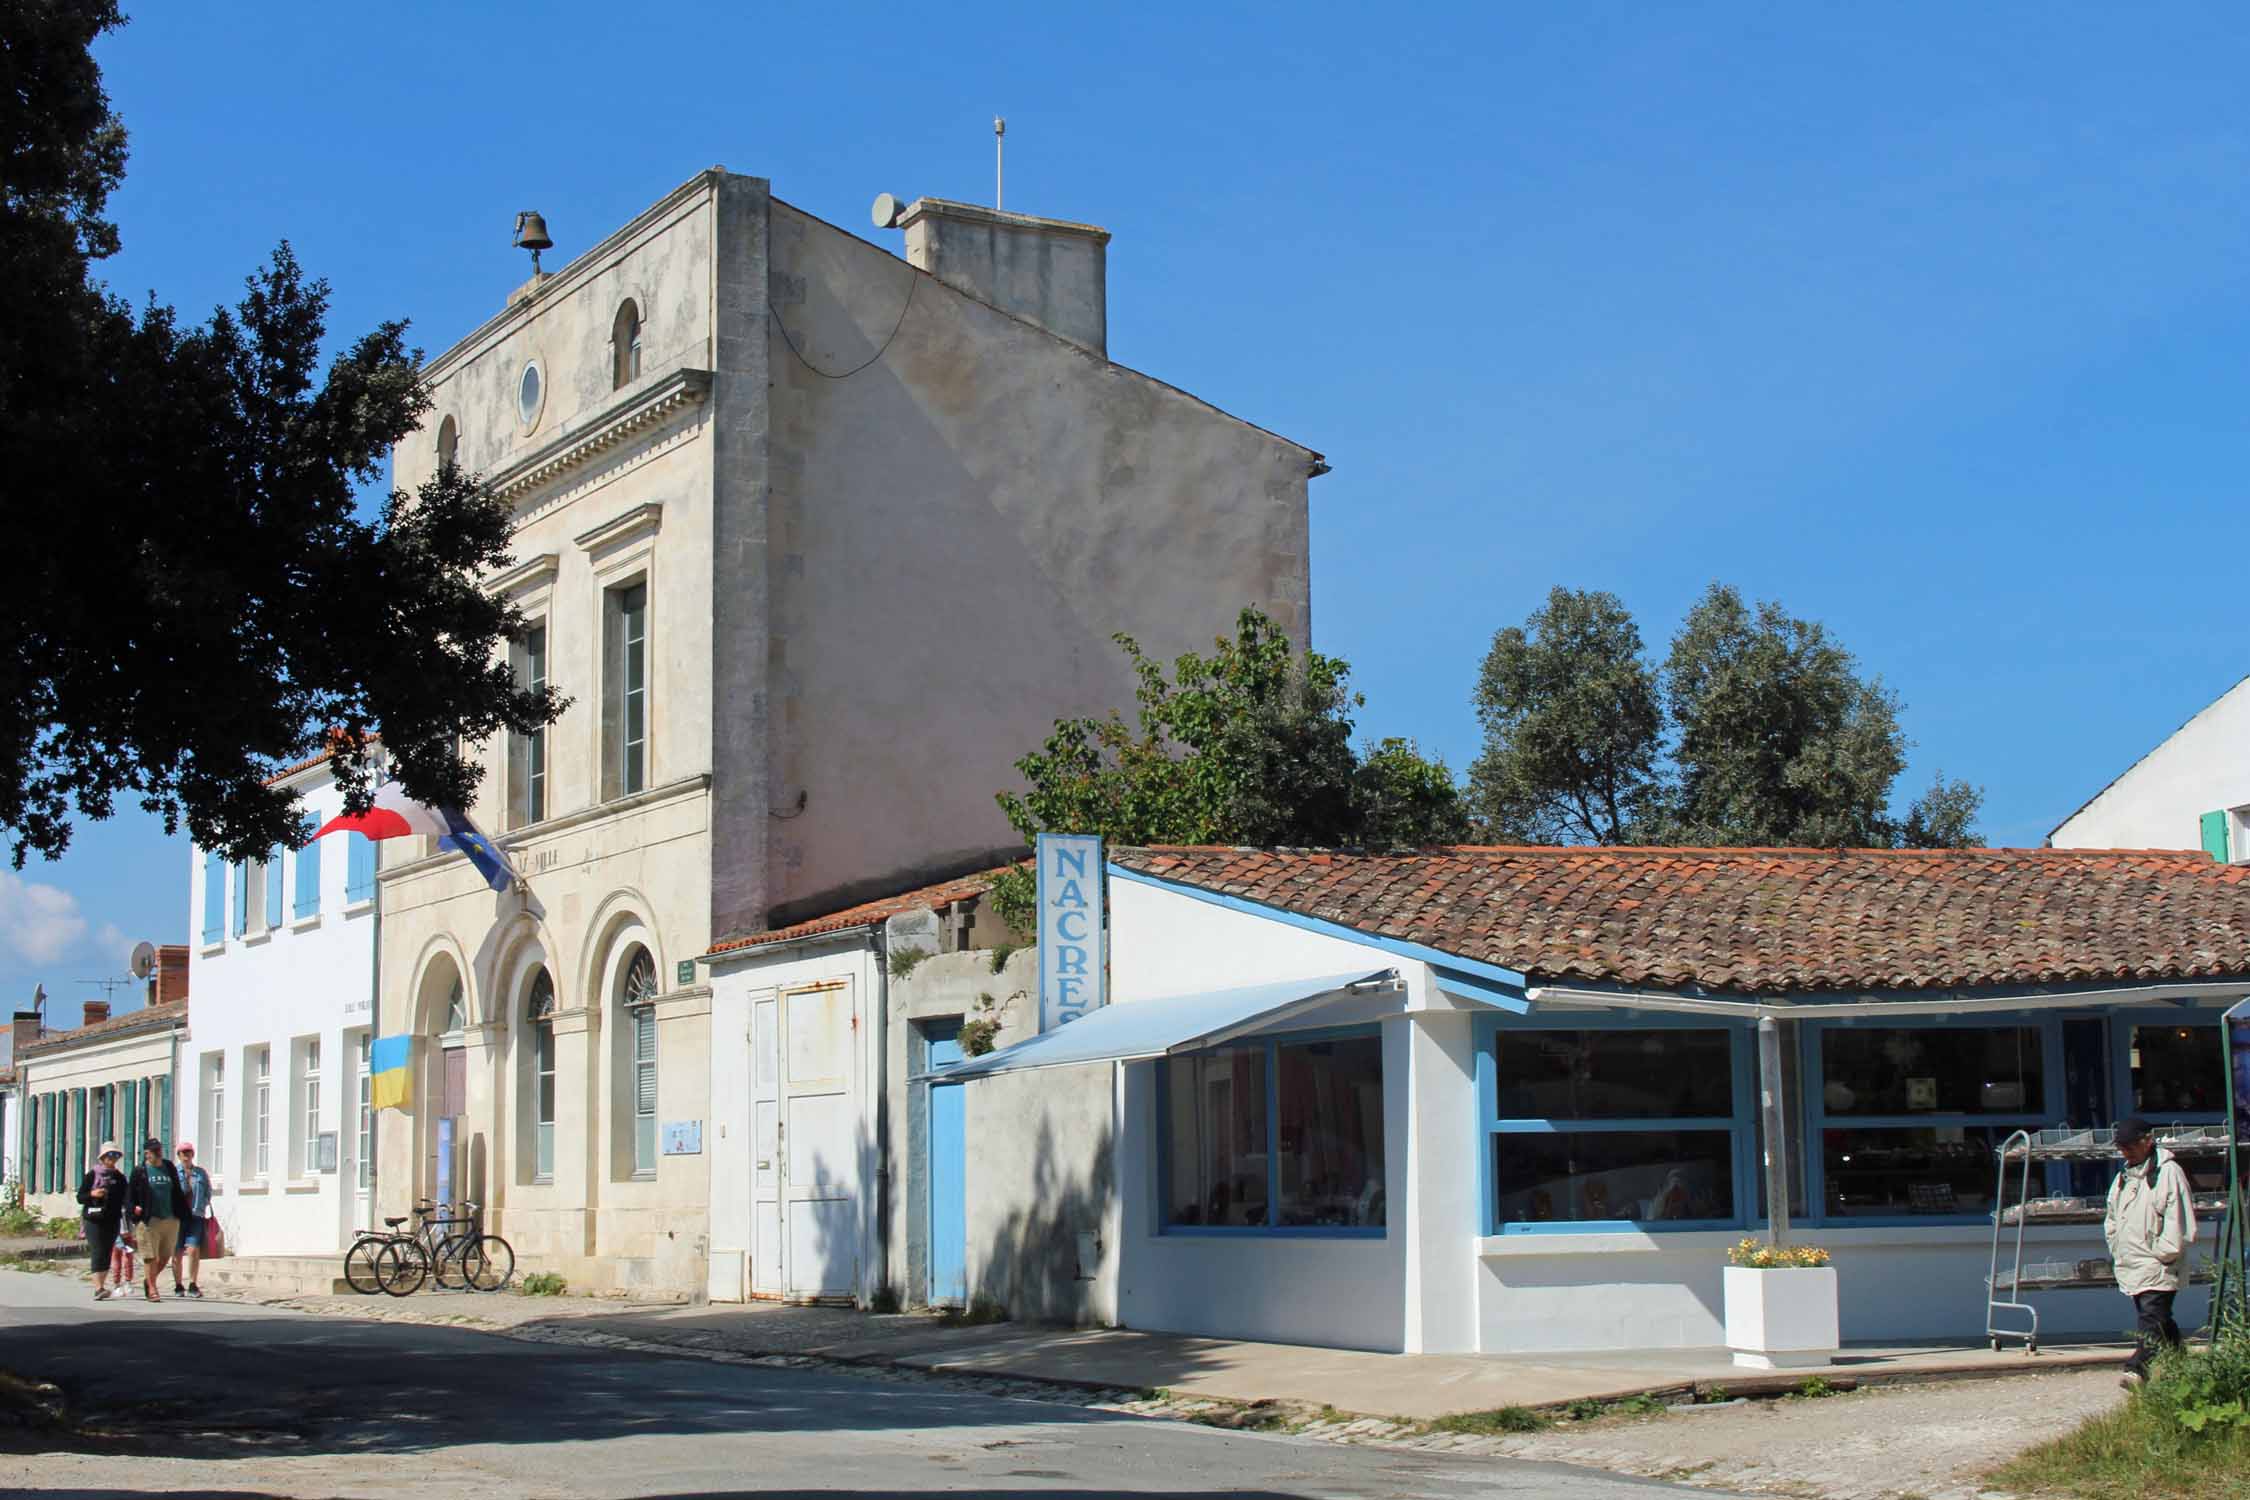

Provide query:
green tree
left=1468, top=587, right=1663, bottom=844
left=1, top=7, right=561, bottom=863
left=993, top=608, right=1468, bottom=925
left=1469, top=584, right=1983, bottom=848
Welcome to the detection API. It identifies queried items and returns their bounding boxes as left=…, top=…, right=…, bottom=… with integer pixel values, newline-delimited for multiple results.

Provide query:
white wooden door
left=750, top=996, right=783, bottom=1297
left=782, top=981, right=858, bottom=1300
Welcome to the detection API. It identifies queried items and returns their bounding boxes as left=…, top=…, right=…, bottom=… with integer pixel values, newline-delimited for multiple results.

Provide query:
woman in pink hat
left=173, top=1140, right=212, bottom=1298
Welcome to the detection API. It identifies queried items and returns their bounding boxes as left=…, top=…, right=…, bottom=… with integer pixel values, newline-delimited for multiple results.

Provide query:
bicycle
left=428, top=1200, right=514, bottom=1293
left=343, top=1198, right=442, bottom=1296
left=354, top=1198, right=514, bottom=1295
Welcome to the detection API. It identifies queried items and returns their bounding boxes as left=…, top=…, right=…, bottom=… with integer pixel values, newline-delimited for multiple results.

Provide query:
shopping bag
left=204, top=1217, right=226, bottom=1260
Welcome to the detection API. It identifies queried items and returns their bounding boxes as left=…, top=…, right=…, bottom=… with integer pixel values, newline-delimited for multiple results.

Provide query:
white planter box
left=1724, top=1264, right=1839, bottom=1370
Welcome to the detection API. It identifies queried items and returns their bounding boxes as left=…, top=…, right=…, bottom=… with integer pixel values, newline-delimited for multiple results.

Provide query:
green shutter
left=2203, top=811, right=2231, bottom=862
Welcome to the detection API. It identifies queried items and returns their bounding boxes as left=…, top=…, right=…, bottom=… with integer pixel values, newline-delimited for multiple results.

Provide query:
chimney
left=8, top=1011, right=36, bottom=1060
left=892, top=197, right=1110, bottom=357
left=155, top=945, right=191, bottom=1008
left=82, top=1000, right=110, bottom=1026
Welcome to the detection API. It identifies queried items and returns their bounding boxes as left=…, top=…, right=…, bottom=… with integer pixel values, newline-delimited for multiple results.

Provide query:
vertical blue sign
left=1037, top=833, right=1105, bottom=1032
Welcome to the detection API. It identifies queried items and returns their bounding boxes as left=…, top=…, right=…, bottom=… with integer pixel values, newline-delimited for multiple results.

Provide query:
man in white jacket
left=2104, top=1116, right=2198, bottom=1387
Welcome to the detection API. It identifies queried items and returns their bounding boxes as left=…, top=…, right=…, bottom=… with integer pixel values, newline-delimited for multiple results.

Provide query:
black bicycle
left=344, top=1199, right=512, bottom=1295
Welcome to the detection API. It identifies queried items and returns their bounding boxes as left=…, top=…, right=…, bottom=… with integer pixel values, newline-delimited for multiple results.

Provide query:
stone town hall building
left=371, top=170, right=1320, bottom=1291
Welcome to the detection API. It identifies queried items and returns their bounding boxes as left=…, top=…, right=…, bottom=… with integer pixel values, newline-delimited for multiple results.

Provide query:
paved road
left=0, top=1269, right=1739, bottom=1499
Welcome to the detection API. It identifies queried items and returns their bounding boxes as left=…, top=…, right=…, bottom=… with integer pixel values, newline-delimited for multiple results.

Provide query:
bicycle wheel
left=375, top=1238, right=427, bottom=1297
left=344, top=1238, right=385, bottom=1296
left=464, top=1234, right=514, bottom=1292
left=431, top=1235, right=469, bottom=1291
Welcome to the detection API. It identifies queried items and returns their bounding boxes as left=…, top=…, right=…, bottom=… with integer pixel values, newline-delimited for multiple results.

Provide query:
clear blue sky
left=11, top=4, right=2248, bottom=1023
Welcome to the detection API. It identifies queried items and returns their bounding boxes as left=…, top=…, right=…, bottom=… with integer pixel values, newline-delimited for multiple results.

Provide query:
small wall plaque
left=661, top=1120, right=703, bottom=1156
left=677, top=960, right=696, bottom=987
left=315, top=1132, right=339, bottom=1173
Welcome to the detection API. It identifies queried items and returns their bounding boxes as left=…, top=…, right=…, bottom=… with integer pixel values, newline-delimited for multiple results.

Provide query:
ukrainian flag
left=370, top=1034, right=413, bottom=1111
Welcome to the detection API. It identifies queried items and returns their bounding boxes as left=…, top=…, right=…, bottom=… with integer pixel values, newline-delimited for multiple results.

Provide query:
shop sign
left=1037, top=833, right=1105, bottom=1032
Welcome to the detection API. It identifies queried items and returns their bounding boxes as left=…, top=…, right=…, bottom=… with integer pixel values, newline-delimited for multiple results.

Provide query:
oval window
left=518, top=362, right=543, bottom=427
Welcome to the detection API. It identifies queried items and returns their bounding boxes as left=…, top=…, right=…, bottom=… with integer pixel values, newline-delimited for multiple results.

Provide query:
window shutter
left=295, top=837, right=322, bottom=918
left=347, top=833, right=376, bottom=903
left=202, top=851, right=225, bottom=944
left=231, top=862, right=248, bottom=938
left=2202, top=811, right=2231, bottom=863
left=266, top=853, right=284, bottom=928
left=635, top=1009, right=657, bottom=1114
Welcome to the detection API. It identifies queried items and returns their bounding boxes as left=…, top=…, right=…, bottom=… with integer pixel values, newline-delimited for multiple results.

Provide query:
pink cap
left=174, top=1140, right=194, bottom=1153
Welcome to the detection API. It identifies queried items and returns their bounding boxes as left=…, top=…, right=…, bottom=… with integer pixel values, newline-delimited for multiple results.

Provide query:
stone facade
left=379, top=169, right=1318, bottom=1293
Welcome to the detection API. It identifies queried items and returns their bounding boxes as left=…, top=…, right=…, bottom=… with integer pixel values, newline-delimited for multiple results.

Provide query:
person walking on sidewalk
left=2105, top=1116, right=2199, bottom=1388
left=172, top=1142, right=211, bottom=1298
left=75, top=1142, right=127, bottom=1300
left=126, top=1137, right=184, bottom=1303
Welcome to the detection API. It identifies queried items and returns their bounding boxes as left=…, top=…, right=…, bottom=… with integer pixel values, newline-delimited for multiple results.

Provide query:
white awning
left=930, top=969, right=1401, bottom=1080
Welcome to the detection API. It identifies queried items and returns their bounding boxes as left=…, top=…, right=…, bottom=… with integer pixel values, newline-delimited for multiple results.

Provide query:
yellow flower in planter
left=1729, top=1238, right=1832, bottom=1269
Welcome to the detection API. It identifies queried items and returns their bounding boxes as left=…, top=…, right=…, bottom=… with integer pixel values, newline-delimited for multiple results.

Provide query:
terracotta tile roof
left=1110, top=845, right=2250, bottom=994
left=704, top=869, right=1011, bottom=958
left=264, top=730, right=379, bottom=787
left=18, top=1000, right=189, bottom=1058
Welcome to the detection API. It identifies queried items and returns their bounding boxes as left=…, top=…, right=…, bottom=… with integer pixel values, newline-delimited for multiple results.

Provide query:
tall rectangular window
left=604, top=582, right=649, bottom=799
left=231, top=863, right=248, bottom=938
left=514, top=625, right=549, bottom=826
left=293, top=836, right=321, bottom=919
left=206, top=1055, right=226, bottom=1178
left=302, top=1038, right=322, bottom=1175
left=345, top=832, right=375, bottom=904
left=355, top=1034, right=372, bottom=1190
left=1162, top=1030, right=1387, bottom=1232
left=632, top=1004, right=658, bottom=1174
left=265, top=853, right=284, bottom=930
left=202, top=850, right=225, bottom=944
left=253, top=1048, right=271, bottom=1179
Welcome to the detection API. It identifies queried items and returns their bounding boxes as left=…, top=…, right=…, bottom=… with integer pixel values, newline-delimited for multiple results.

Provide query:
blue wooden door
left=926, top=1029, right=968, bottom=1307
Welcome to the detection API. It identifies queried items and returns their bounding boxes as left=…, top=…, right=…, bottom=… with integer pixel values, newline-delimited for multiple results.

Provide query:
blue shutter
left=295, top=837, right=322, bottom=918
left=201, top=851, right=225, bottom=944
left=346, top=833, right=376, bottom=904
left=231, top=863, right=248, bottom=938
left=266, top=852, right=284, bottom=929
left=2202, top=811, right=2231, bottom=863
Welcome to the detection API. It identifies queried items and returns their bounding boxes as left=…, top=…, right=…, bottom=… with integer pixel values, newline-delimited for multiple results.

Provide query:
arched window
left=444, top=979, right=467, bottom=1035
left=528, top=971, right=556, bottom=1180
left=621, top=946, right=658, bottom=1174
left=436, top=415, right=458, bottom=470
left=611, top=300, right=642, bottom=389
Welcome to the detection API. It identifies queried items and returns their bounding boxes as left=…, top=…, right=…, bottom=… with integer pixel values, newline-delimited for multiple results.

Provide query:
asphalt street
left=0, top=1268, right=1742, bottom=1499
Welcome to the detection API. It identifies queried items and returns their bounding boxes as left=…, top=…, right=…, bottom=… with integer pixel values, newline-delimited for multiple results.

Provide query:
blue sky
left=10, top=4, right=2248, bottom=1022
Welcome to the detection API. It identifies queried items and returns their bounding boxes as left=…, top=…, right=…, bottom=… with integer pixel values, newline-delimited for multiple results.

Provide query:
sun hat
left=97, top=1140, right=121, bottom=1159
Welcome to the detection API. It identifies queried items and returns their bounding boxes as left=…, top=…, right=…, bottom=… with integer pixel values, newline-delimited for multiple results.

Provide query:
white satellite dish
left=129, top=941, right=157, bottom=980
left=871, top=192, right=907, bottom=230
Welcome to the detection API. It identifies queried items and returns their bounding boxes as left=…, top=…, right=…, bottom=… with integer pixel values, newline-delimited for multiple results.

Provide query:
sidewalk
left=243, top=1285, right=2135, bottom=1420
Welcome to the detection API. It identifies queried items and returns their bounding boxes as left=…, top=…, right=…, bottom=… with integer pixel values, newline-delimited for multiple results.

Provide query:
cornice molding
left=574, top=502, right=663, bottom=557
left=487, top=552, right=561, bottom=598
left=486, top=367, right=712, bottom=508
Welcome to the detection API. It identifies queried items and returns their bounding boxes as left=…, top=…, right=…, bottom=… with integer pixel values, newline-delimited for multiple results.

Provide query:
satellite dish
left=129, top=941, right=157, bottom=980
left=871, top=192, right=907, bottom=230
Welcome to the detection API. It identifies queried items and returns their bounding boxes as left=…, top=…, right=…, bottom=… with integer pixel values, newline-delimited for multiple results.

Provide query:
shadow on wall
left=970, top=1111, right=1114, bottom=1326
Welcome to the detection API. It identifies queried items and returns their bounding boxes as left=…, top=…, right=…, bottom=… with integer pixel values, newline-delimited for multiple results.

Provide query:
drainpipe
left=870, top=923, right=889, bottom=1309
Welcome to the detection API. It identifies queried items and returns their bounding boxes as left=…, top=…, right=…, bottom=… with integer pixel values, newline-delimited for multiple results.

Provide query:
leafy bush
left=0, top=1203, right=41, bottom=1236
left=1727, top=1237, right=1831, bottom=1268
left=958, top=1017, right=999, bottom=1057
left=518, top=1271, right=567, bottom=1297
left=2143, top=1330, right=2250, bottom=1435
left=887, top=945, right=931, bottom=980
left=44, top=1216, right=79, bottom=1241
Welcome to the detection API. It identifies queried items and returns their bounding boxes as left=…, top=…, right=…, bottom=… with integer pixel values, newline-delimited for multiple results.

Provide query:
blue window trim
left=1156, top=1022, right=1388, bottom=1240
left=201, top=850, right=225, bottom=944
left=1478, top=1010, right=1757, bottom=1235
left=293, top=836, right=322, bottom=919
left=231, top=862, right=248, bottom=938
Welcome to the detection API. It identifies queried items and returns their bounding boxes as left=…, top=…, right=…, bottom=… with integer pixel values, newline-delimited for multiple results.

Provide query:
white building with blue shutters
left=185, top=747, right=384, bottom=1255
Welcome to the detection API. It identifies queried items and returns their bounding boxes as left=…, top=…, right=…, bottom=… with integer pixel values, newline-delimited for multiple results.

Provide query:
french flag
left=311, top=782, right=519, bottom=894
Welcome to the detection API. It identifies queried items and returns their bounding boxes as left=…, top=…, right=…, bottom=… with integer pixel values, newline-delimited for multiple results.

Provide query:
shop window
left=1160, top=1029, right=1385, bottom=1234
left=1810, top=1023, right=2051, bottom=1221
left=1489, top=1026, right=1746, bottom=1230
left=2126, top=1022, right=2224, bottom=1119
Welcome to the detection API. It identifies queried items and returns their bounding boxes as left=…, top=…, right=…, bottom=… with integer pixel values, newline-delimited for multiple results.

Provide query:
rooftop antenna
left=78, top=976, right=134, bottom=1003
left=994, top=116, right=1006, bottom=210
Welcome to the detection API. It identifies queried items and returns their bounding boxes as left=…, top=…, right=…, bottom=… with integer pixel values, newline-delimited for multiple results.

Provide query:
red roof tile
left=18, top=999, right=189, bottom=1058
left=705, top=869, right=1012, bottom=957
left=1110, top=845, right=2250, bottom=994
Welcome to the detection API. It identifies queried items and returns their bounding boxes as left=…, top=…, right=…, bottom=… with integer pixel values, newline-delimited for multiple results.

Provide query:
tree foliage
left=1471, top=584, right=1983, bottom=848
left=0, top=7, right=561, bottom=863
left=992, top=608, right=1470, bottom=924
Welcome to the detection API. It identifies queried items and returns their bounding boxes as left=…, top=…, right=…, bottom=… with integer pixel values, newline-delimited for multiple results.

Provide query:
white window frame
left=253, top=1047, right=271, bottom=1179
left=207, top=1055, right=226, bottom=1179
left=356, top=1033, right=373, bottom=1192
left=302, top=1038, right=322, bottom=1176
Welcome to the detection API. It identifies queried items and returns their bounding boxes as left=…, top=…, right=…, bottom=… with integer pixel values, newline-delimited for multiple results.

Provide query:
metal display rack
left=1986, top=1124, right=2228, bottom=1353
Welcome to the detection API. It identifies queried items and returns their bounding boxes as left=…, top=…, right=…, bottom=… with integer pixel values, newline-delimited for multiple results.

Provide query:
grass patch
left=1786, top=1375, right=1841, bottom=1400
left=1430, top=1405, right=1550, bottom=1435
left=516, top=1271, right=567, bottom=1297
left=1991, top=1396, right=2250, bottom=1500
left=938, top=1294, right=1007, bottom=1327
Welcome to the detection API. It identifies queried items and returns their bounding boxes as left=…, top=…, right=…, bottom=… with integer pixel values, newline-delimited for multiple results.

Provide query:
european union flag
left=437, top=809, right=518, bottom=893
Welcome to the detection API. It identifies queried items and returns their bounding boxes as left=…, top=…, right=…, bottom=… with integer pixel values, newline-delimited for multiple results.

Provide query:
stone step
left=196, top=1255, right=355, bottom=1298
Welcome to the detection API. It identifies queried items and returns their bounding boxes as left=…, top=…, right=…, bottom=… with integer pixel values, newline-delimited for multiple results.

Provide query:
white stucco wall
left=2052, top=675, right=2250, bottom=850
left=187, top=763, right=377, bottom=1254
left=20, top=1022, right=186, bottom=1218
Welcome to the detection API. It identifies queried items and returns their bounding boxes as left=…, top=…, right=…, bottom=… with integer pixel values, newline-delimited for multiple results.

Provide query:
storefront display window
left=1488, top=1025, right=1748, bottom=1230
left=1811, top=1023, right=2051, bottom=1220
left=2127, top=1023, right=2224, bottom=1119
left=1161, top=1030, right=1385, bottom=1234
